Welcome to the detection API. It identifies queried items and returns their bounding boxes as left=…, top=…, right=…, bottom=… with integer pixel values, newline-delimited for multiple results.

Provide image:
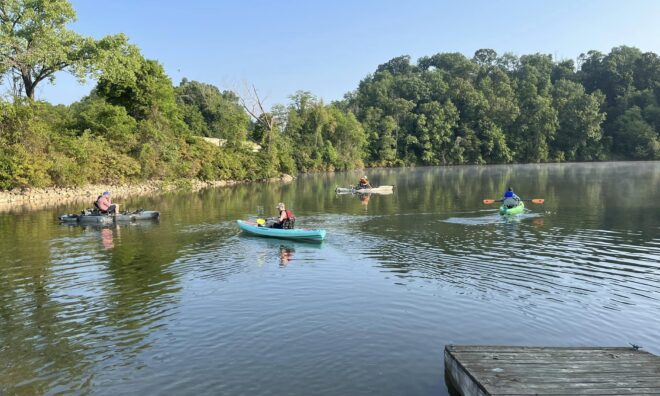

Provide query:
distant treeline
left=345, top=47, right=660, bottom=165
left=0, top=0, right=658, bottom=190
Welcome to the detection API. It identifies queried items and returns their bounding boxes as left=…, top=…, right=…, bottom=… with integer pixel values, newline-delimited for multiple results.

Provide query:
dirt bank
left=0, top=174, right=294, bottom=213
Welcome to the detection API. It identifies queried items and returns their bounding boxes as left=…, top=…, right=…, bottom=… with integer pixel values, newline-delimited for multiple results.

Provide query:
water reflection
left=237, top=235, right=324, bottom=268
left=442, top=211, right=540, bottom=226
left=0, top=162, right=658, bottom=395
left=0, top=214, right=187, bottom=394
left=326, top=163, right=660, bottom=317
left=357, top=213, right=660, bottom=314
left=279, top=244, right=295, bottom=266
left=359, top=193, right=370, bottom=208
left=101, top=226, right=118, bottom=249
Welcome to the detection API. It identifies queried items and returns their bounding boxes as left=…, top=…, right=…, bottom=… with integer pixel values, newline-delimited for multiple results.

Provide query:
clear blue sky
left=35, top=0, right=660, bottom=108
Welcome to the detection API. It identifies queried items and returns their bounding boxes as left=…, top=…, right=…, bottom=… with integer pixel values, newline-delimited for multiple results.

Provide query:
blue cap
left=103, top=191, right=111, bottom=196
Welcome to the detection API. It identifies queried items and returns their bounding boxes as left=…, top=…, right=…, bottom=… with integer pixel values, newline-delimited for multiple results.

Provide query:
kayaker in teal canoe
left=267, top=202, right=296, bottom=229
left=502, top=187, right=521, bottom=208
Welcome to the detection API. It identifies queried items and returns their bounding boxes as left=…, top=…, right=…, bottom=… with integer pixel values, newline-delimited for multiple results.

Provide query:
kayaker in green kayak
left=356, top=176, right=372, bottom=190
left=268, top=202, right=296, bottom=229
left=502, top=187, right=521, bottom=208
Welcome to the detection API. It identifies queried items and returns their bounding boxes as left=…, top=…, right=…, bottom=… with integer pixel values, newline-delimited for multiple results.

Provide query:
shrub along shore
left=0, top=174, right=294, bottom=213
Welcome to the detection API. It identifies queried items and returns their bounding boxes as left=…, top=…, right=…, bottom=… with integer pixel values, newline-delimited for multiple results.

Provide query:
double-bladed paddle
left=483, top=198, right=545, bottom=204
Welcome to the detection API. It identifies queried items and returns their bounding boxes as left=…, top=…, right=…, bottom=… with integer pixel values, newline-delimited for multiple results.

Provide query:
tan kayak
left=335, top=185, right=394, bottom=194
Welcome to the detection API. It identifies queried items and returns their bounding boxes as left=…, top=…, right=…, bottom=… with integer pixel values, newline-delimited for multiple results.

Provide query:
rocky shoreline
left=0, top=174, right=294, bottom=213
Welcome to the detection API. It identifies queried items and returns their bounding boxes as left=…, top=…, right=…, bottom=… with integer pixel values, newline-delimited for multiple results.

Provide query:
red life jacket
left=282, top=209, right=295, bottom=229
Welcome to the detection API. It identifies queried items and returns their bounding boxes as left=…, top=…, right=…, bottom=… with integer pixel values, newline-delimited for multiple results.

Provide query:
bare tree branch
left=238, top=83, right=278, bottom=151
left=239, top=84, right=276, bottom=129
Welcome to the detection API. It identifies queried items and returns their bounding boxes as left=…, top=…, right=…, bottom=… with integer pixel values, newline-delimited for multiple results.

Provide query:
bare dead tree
left=238, top=84, right=277, bottom=152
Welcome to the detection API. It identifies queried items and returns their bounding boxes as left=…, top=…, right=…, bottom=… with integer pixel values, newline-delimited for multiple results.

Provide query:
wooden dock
left=445, top=345, right=660, bottom=395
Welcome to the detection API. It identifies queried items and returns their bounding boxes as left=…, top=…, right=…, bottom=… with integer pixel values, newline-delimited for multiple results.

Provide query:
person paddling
left=356, top=176, right=371, bottom=190
left=502, top=187, right=520, bottom=208
left=95, top=191, right=119, bottom=214
left=270, top=202, right=295, bottom=229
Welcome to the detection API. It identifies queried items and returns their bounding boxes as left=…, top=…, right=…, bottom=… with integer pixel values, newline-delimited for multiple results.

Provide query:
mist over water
left=1, top=162, right=659, bottom=395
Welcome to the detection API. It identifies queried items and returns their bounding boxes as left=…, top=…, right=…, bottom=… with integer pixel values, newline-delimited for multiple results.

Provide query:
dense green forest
left=345, top=48, right=659, bottom=165
left=0, top=0, right=658, bottom=190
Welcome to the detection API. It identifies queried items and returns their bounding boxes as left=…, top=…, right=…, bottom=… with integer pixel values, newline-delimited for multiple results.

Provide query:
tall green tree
left=96, top=58, right=180, bottom=123
left=69, top=95, right=138, bottom=144
left=611, top=106, right=660, bottom=159
left=552, top=79, right=606, bottom=160
left=175, top=79, right=249, bottom=145
left=0, top=0, right=139, bottom=99
left=283, top=91, right=366, bottom=171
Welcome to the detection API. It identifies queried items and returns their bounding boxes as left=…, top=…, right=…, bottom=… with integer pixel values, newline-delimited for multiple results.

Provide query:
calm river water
left=1, top=162, right=659, bottom=395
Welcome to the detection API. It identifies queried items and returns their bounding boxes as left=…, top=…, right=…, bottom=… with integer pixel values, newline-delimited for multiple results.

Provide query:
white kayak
left=336, top=185, right=394, bottom=195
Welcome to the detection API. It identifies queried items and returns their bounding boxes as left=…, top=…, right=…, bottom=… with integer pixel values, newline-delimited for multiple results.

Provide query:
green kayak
left=499, top=201, right=525, bottom=215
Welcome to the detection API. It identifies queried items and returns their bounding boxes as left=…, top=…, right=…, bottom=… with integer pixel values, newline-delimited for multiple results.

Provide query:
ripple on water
left=0, top=228, right=185, bottom=394
left=2, top=163, right=660, bottom=396
left=355, top=219, right=660, bottom=315
left=443, top=210, right=543, bottom=226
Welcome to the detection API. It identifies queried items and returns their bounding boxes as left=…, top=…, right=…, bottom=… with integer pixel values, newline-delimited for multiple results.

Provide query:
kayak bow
left=499, top=202, right=525, bottom=216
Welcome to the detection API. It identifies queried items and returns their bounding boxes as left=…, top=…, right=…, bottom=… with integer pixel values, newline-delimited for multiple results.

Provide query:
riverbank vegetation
left=0, top=0, right=658, bottom=190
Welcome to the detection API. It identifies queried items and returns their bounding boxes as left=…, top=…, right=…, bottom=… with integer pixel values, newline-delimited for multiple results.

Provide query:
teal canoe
left=237, top=220, right=326, bottom=242
left=499, top=201, right=525, bottom=216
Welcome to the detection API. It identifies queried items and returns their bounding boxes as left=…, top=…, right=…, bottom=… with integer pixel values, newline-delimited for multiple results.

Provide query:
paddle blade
left=256, top=218, right=266, bottom=225
left=483, top=199, right=496, bottom=205
left=531, top=199, right=545, bottom=204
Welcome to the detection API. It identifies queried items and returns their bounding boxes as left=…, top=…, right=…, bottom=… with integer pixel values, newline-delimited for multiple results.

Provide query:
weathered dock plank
left=445, top=345, right=660, bottom=395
